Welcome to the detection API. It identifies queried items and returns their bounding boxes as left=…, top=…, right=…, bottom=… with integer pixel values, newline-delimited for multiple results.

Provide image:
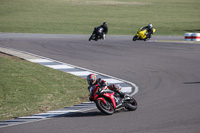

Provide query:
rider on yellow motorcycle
left=133, top=23, right=155, bottom=41
left=143, top=23, right=154, bottom=39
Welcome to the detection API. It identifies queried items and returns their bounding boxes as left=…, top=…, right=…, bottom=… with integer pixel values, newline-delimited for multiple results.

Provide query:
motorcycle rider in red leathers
left=87, top=74, right=127, bottom=101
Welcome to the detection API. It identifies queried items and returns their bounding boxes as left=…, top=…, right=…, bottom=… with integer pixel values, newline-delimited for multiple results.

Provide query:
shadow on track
left=62, top=109, right=130, bottom=118
left=63, top=111, right=103, bottom=117
left=183, top=82, right=200, bottom=84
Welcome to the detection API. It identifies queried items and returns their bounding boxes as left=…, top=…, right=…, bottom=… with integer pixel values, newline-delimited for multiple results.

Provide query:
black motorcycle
left=89, top=26, right=104, bottom=41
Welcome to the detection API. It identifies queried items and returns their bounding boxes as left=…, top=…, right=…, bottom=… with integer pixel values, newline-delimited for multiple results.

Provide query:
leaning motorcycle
left=89, top=27, right=104, bottom=41
left=91, top=85, right=137, bottom=115
left=132, top=27, right=156, bottom=41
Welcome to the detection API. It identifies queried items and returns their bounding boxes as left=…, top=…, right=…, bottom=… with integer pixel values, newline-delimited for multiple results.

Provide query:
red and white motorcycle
left=90, top=85, right=137, bottom=115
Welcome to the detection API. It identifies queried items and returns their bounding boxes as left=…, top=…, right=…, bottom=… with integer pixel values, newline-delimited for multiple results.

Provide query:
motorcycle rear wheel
left=144, top=37, right=150, bottom=41
left=125, top=97, right=138, bottom=111
left=96, top=99, right=114, bottom=115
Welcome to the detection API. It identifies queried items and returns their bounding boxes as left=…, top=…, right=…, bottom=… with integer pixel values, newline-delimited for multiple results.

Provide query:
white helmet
left=148, top=23, right=153, bottom=29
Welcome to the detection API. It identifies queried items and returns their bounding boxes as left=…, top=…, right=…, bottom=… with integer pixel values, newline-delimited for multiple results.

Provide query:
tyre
left=132, top=35, right=138, bottom=41
left=96, top=99, right=114, bottom=115
left=125, top=97, right=138, bottom=111
left=89, top=34, right=96, bottom=41
left=144, top=37, right=150, bottom=41
left=89, top=35, right=93, bottom=41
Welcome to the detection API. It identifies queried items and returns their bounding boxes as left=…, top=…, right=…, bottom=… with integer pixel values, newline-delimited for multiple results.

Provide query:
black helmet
left=103, top=22, right=107, bottom=26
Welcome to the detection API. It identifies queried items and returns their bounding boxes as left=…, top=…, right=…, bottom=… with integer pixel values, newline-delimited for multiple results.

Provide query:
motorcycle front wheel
left=89, top=33, right=96, bottom=41
left=125, top=97, right=138, bottom=111
left=132, top=35, right=138, bottom=41
left=96, top=99, right=114, bottom=115
left=89, top=35, right=93, bottom=41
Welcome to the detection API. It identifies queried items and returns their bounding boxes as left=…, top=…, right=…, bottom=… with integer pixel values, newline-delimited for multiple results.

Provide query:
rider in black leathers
left=93, top=22, right=108, bottom=40
left=143, top=23, right=153, bottom=39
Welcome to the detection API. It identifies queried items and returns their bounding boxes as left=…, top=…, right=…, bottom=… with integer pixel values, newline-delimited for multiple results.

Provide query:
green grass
left=0, top=0, right=199, bottom=36
left=0, top=54, right=88, bottom=121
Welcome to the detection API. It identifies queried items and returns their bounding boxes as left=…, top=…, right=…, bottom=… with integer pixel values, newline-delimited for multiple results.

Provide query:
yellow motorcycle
left=132, top=27, right=156, bottom=41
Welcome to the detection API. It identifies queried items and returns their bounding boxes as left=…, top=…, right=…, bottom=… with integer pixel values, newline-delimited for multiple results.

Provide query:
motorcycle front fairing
left=102, top=92, right=116, bottom=109
left=137, top=27, right=147, bottom=39
left=95, top=89, right=117, bottom=109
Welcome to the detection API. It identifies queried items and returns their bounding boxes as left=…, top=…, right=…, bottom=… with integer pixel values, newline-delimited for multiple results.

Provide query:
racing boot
left=102, top=34, right=105, bottom=40
left=118, top=91, right=131, bottom=100
left=124, top=94, right=131, bottom=101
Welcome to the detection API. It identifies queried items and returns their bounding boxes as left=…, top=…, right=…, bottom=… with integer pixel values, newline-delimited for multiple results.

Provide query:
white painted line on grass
left=48, top=110, right=80, bottom=113
left=33, top=112, right=66, bottom=115
left=82, top=102, right=94, bottom=104
left=18, top=116, right=46, bottom=119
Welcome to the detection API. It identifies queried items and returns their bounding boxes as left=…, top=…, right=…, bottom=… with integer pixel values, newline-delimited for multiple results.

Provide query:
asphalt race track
left=0, top=34, right=200, bottom=133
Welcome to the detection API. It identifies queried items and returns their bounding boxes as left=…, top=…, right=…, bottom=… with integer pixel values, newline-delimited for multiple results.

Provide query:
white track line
left=45, top=65, right=74, bottom=69
left=28, top=59, right=53, bottom=63
left=68, top=71, right=94, bottom=76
